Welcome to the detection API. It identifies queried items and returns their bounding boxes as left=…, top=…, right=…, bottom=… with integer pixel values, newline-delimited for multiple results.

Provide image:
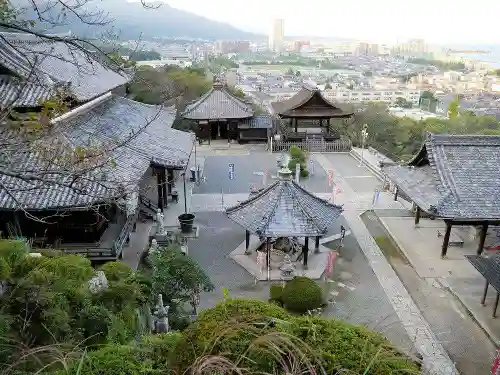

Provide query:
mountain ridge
left=25, top=0, right=263, bottom=41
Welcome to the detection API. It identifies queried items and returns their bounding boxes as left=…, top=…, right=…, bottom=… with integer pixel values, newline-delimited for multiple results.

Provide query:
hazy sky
left=163, top=0, right=499, bottom=44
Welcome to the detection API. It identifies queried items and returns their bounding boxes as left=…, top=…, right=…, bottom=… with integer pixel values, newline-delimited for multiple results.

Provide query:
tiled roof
left=383, top=133, right=500, bottom=221
left=0, top=32, right=129, bottom=102
left=238, top=115, right=274, bottom=129
left=225, top=179, right=343, bottom=237
left=271, top=85, right=353, bottom=118
left=0, top=95, right=193, bottom=210
left=0, top=75, right=57, bottom=108
left=181, top=82, right=254, bottom=120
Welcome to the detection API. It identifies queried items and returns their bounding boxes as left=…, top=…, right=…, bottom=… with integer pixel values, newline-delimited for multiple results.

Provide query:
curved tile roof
left=271, top=85, right=353, bottom=118
left=383, top=133, right=500, bottom=220
left=0, top=32, right=129, bottom=103
left=0, top=95, right=193, bottom=210
left=225, top=179, right=343, bottom=237
left=181, top=82, right=254, bottom=120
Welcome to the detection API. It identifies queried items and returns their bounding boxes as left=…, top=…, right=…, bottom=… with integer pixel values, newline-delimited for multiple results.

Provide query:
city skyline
left=163, top=0, right=500, bottom=44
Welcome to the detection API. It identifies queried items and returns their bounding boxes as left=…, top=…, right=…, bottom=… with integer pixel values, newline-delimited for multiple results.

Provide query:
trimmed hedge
left=269, top=283, right=284, bottom=304
left=282, top=276, right=323, bottom=314
left=172, top=298, right=421, bottom=375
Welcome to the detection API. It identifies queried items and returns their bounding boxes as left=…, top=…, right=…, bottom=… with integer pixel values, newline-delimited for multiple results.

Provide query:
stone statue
left=153, top=294, right=169, bottom=333
left=150, top=239, right=159, bottom=255
left=88, top=271, right=109, bottom=294
left=156, top=208, right=164, bottom=234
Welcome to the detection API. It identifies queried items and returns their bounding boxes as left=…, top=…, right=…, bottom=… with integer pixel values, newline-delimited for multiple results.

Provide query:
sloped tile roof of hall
left=0, top=75, right=56, bottom=108
left=382, top=133, right=500, bottom=221
left=271, top=85, right=354, bottom=118
left=225, top=179, right=343, bottom=237
left=0, top=95, right=193, bottom=210
left=181, top=82, right=254, bottom=120
left=0, top=32, right=129, bottom=102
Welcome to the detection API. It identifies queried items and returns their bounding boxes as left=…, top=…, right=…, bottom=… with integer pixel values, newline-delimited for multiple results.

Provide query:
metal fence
left=271, top=138, right=352, bottom=153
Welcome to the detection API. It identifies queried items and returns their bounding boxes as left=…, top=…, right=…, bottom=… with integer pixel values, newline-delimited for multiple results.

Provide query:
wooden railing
left=272, top=138, right=352, bottom=153
left=140, top=195, right=158, bottom=212
left=112, top=210, right=138, bottom=258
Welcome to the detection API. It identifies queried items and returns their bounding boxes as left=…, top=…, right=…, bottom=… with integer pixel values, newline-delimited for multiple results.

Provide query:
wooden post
left=476, top=223, right=489, bottom=255
left=441, top=221, right=452, bottom=258
left=266, top=237, right=271, bottom=280
left=393, top=187, right=399, bottom=201
left=414, top=206, right=421, bottom=226
left=303, top=237, right=309, bottom=268
left=156, top=169, right=163, bottom=209
left=314, top=236, right=320, bottom=253
left=245, top=230, right=250, bottom=254
left=481, top=279, right=489, bottom=305
left=294, top=118, right=298, bottom=133
left=167, top=168, right=173, bottom=195
left=162, top=169, right=168, bottom=208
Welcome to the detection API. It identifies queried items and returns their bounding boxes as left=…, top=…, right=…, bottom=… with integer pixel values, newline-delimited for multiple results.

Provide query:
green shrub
left=141, top=332, right=183, bottom=368
left=269, top=284, right=284, bottom=304
left=282, top=276, right=323, bottom=314
left=172, top=299, right=420, bottom=375
left=300, top=165, right=309, bottom=178
left=53, top=344, right=157, bottom=375
left=100, top=261, right=134, bottom=281
left=289, top=145, right=306, bottom=163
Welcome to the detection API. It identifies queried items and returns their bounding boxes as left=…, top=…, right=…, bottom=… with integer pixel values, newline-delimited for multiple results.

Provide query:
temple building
left=0, top=32, right=193, bottom=261
left=382, top=133, right=500, bottom=257
left=226, top=166, right=343, bottom=274
left=181, top=81, right=273, bottom=143
left=271, top=85, right=354, bottom=142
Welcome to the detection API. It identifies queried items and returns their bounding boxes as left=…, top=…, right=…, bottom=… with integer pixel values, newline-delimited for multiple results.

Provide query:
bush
left=100, top=261, right=134, bottom=281
left=269, top=284, right=283, bottom=304
left=289, top=145, right=306, bottom=163
left=300, top=165, right=309, bottom=178
left=281, top=276, right=323, bottom=314
left=172, top=299, right=420, bottom=375
left=53, top=344, right=157, bottom=375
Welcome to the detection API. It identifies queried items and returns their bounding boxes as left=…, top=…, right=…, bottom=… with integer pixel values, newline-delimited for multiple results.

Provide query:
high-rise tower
left=269, top=19, right=285, bottom=53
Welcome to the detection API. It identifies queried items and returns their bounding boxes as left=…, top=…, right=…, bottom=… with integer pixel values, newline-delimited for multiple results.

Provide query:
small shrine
left=226, top=166, right=344, bottom=281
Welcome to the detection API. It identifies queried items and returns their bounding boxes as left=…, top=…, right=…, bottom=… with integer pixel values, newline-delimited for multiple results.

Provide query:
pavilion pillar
left=414, top=206, right=421, bottom=226
left=167, top=168, right=174, bottom=195
left=303, top=237, right=309, bottom=269
left=441, top=221, right=452, bottom=258
left=393, top=187, right=399, bottom=201
left=314, top=236, right=320, bottom=253
left=162, top=168, right=168, bottom=208
left=156, top=168, right=164, bottom=210
left=245, top=230, right=251, bottom=254
left=294, top=118, right=298, bottom=133
left=477, top=223, right=489, bottom=255
left=319, top=118, right=323, bottom=129
left=266, top=237, right=271, bottom=280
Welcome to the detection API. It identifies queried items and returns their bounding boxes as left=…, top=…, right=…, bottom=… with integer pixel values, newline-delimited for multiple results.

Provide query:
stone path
left=314, top=154, right=458, bottom=375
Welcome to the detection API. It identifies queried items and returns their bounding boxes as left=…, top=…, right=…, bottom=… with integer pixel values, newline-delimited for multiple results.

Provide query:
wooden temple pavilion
left=0, top=32, right=193, bottom=261
left=225, top=167, right=343, bottom=274
left=382, top=133, right=500, bottom=258
left=181, top=81, right=274, bottom=144
left=271, top=85, right=354, bottom=142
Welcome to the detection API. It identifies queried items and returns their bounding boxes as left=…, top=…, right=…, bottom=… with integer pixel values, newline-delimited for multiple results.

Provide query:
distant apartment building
left=215, top=40, right=250, bottom=54
left=355, top=42, right=379, bottom=56
left=269, top=19, right=285, bottom=53
left=323, top=89, right=421, bottom=105
left=392, top=39, right=428, bottom=57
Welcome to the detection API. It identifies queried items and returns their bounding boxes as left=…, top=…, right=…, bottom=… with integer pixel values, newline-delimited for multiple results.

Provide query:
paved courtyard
left=174, top=146, right=498, bottom=373
left=188, top=211, right=415, bottom=352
